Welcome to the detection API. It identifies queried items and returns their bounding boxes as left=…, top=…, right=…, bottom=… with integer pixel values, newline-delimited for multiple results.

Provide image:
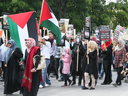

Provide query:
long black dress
left=102, top=45, right=112, bottom=84
left=4, top=47, right=23, bottom=94
left=23, top=49, right=41, bottom=96
left=70, top=41, right=84, bottom=85
left=85, top=50, right=98, bottom=79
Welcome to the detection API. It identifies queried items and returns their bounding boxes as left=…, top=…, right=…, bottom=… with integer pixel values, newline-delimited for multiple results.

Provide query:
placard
left=113, top=25, right=121, bottom=42
left=84, top=26, right=90, bottom=40
left=99, top=25, right=111, bottom=41
left=95, top=27, right=99, bottom=34
left=1, top=12, right=10, bottom=30
left=77, top=33, right=81, bottom=45
left=84, top=16, right=91, bottom=40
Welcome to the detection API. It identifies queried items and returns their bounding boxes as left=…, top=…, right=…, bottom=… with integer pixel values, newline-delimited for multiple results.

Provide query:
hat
left=42, top=36, right=49, bottom=40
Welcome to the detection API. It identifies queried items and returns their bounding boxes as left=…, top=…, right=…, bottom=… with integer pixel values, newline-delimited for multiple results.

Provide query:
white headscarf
left=115, top=39, right=125, bottom=51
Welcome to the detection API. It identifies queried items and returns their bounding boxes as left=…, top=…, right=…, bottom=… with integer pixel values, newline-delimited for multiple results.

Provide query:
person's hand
left=77, top=49, right=79, bottom=53
left=121, top=71, right=124, bottom=74
left=5, top=64, right=7, bottom=67
left=120, top=64, right=123, bottom=67
left=19, top=61, right=24, bottom=65
left=12, top=51, right=14, bottom=54
left=86, top=55, right=88, bottom=58
left=31, top=68, right=36, bottom=73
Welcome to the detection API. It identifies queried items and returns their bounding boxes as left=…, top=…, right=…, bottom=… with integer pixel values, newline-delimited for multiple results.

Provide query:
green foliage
left=0, top=0, right=128, bottom=32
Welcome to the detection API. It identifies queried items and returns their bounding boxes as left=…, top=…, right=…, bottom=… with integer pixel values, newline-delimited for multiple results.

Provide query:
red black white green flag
left=7, top=11, right=38, bottom=54
left=39, top=0, right=61, bottom=44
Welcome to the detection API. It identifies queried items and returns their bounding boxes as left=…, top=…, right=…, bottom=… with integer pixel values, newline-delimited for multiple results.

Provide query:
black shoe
left=82, top=86, right=89, bottom=90
left=101, top=83, right=107, bottom=85
left=90, top=87, right=95, bottom=90
left=99, top=77, right=102, bottom=80
left=78, top=84, right=81, bottom=86
left=58, top=79, right=64, bottom=82
left=108, top=81, right=112, bottom=85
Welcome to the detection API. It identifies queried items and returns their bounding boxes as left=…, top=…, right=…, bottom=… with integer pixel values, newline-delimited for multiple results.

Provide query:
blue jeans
left=100, top=63, right=104, bottom=78
left=40, top=59, right=51, bottom=86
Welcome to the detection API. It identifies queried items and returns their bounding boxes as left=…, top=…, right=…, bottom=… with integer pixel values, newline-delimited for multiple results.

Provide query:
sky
left=106, top=0, right=117, bottom=5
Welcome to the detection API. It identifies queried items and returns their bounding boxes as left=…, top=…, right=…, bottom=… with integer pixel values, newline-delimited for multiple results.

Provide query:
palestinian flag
left=39, top=0, right=61, bottom=45
left=7, top=11, right=38, bottom=54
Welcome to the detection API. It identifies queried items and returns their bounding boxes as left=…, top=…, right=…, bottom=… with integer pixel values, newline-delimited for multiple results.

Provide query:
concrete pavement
left=0, top=71, right=127, bottom=96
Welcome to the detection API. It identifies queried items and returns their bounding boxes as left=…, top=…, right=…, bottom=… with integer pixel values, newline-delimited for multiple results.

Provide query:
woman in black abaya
left=4, top=40, right=23, bottom=95
left=70, top=41, right=84, bottom=86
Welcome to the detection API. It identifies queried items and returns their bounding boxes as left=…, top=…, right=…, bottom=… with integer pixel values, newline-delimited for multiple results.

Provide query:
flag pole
left=6, top=30, right=8, bottom=45
left=39, top=0, right=44, bottom=26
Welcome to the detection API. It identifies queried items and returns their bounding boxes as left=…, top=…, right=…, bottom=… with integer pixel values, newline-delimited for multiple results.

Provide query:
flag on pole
left=7, top=11, right=38, bottom=54
left=39, top=0, right=61, bottom=44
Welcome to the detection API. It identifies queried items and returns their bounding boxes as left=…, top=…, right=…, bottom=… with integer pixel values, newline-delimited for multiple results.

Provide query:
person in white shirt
left=39, top=36, right=51, bottom=88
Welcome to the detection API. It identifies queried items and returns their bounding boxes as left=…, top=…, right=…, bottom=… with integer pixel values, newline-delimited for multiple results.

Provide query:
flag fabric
left=36, top=19, right=41, bottom=36
left=39, top=0, right=61, bottom=45
left=7, top=11, right=38, bottom=55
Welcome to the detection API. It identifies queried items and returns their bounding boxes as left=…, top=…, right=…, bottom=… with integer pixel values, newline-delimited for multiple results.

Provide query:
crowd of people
left=0, top=29, right=128, bottom=96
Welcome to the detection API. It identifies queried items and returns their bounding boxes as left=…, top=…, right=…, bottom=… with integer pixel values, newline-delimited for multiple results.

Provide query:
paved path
left=0, top=71, right=127, bottom=96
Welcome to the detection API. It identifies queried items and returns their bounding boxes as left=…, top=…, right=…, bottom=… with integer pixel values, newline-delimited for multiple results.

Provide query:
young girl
left=60, top=47, right=73, bottom=87
left=82, top=41, right=98, bottom=90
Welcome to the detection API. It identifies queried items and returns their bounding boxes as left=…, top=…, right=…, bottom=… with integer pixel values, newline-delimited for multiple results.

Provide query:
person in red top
left=113, top=39, right=126, bottom=87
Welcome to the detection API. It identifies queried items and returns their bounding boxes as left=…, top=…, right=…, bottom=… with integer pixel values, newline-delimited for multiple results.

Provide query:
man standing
left=47, top=31, right=58, bottom=79
left=39, top=36, right=52, bottom=88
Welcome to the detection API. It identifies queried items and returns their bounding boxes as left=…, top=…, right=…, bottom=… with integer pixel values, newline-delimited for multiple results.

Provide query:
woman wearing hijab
left=4, top=40, right=23, bottom=95
left=82, top=41, right=98, bottom=90
left=101, top=39, right=112, bottom=85
left=70, top=40, right=84, bottom=86
left=22, top=38, right=43, bottom=96
left=113, top=39, right=126, bottom=87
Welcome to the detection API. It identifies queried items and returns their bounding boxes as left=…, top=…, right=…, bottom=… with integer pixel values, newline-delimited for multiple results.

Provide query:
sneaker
left=61, top=85, right=68, bottom=87
left=39, top=85, right=44, bottom=88
left=112, top=83, right=117, bottom=87
left=45, top=84, right=50, bottom=87
left=71, top=82, right=76, bottom=86
left=81, top=86, right=85, bottom=89
left=69, top=81, right=73, bottom=86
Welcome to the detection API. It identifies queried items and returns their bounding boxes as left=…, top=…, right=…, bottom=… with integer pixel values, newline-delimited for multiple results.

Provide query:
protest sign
left=99, top=25, right=111, bottom=41
left=1, top=12, right=9, bottom=30
left=84, top=26, right=90, bottom=40
left=66, top=24, right=74, bottom=39
left=113, top=25, right=121, bottom=42
left=95, top=27, right=99, bottom=34
left=57, top=35, right=66, bottom=46
left=84, top=16, right=91, bottom=40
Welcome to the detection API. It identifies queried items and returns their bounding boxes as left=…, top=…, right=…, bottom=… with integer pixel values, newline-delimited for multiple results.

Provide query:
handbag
left=33, top=55, right=46, bottom=70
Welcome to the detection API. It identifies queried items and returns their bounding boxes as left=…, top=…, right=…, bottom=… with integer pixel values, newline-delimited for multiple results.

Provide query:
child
left=60, top=47, right=73, bottom=87
left=82, top=41, right=98, bottom=90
